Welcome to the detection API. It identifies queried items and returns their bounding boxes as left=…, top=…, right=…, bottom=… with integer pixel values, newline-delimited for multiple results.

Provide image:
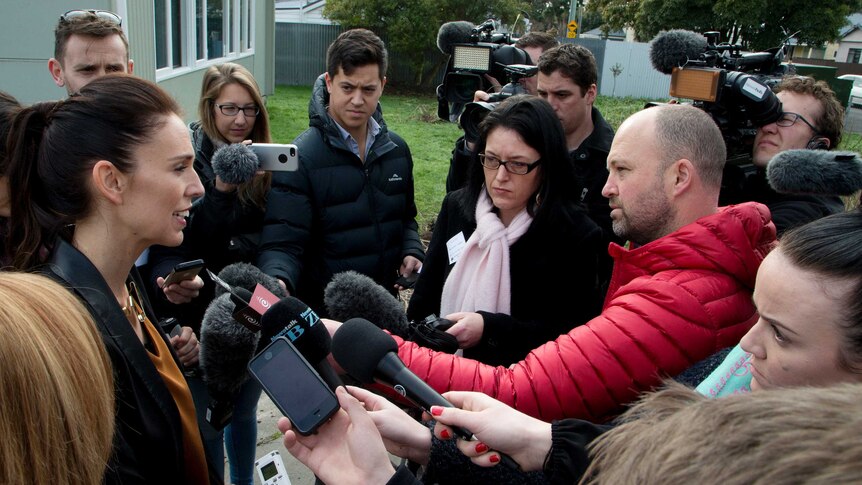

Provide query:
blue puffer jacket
left=257, top=74, right=425, bottom=312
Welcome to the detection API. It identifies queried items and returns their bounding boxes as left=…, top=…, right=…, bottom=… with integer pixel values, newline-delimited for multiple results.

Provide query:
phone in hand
left=395, top=270, right=420, bottom=289
left=251, top=143, right=299, bottom=172
left=162, top=259, right=205, bottom=287
left=248, top=337, right=339, bottom=436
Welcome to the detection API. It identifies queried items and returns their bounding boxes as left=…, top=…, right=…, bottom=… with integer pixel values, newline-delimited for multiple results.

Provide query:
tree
left=323, top=0, right=528, bottom=87
left=587, top=0, right=862, bottom=50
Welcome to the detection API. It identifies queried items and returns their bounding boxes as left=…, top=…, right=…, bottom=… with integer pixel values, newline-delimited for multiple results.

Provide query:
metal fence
left=275, top=22, right=672, bottom=100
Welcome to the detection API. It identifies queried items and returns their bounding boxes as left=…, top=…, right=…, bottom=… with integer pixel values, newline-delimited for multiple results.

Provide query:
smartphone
left=395, top=270, right=420, bottom=289
left=255, top=450, right=292, bottom=485
left=251, top=143, right=299, bottom=172
left=248, top=337, right=339, bottom=436
left=162, top=259, right=205, bottom=286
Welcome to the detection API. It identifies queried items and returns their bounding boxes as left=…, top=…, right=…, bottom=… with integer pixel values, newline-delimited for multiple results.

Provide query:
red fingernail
left=475, top=442, right=489, bottom=453
left=440, top=429, right=451, bottom=439
left=489, top=455, right=500, bottom=464
left=430, top=406, right=443, bottom=416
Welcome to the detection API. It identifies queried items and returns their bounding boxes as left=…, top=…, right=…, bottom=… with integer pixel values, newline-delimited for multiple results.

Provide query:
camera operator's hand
left=484, top=74, right=503, bottom=93
left=464, top=90, right=493, bottom=151
left=430, top=391, right=552, bottom=471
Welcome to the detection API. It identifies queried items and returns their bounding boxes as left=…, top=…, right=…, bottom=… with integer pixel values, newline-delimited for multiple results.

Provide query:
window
left=155, top=0, right=255, bottom=78
left=848, top=48, right=861, bottom=64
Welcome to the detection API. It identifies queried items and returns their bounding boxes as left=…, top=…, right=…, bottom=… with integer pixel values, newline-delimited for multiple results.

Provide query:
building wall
left=837, top=29, right=862, bottom=63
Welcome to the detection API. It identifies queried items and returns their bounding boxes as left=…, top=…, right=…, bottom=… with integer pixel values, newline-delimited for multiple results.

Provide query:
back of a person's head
left=779, top=209, right=862, bottom=371
left=53, top=11, right=128, bottom=63
left=537, top=43, right=597, bottom=94
left=0, top=91, right=22, bottom=176
left=776, top=76, right=844, bottom=149
left=6, top=74, right=180, bottom=270
left=582, top=381, right=862, bottom=484
left=462, top=95, right=576, bottom=221
left=326, top=28, right=387, bottom=79
left=0, top=272, right=114, bottom=485
left=653, top=104, right=726, bottom=191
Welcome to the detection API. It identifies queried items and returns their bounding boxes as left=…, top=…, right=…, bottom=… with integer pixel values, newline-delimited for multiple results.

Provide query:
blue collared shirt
left=332, top=115, right=381, bottom=161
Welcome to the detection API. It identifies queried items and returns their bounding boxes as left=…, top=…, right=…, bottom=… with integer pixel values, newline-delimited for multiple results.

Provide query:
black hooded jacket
left=258, top=74, right=425, bottom=312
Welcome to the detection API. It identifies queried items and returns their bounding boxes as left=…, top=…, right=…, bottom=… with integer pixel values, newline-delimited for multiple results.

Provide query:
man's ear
left=380, top=76, right=387, bottom=92
left=585, top=84, right=597, bottom=104
left=91, top=160, right=126, bottom=205
left=324, top=72, right=332, bottom=93
left=670, top=158, right=695, bottom=196
left=127, top=59, right=135, bottom=75
left=48, top=58, right=65, bottom=88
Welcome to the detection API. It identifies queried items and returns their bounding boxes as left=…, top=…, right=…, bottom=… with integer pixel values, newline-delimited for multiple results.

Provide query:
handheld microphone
left=437, top=21, right=476, bottom=55
left=211, top=143, right=259, bottom=185
left=259, top=296, right=342, bottom=390
left=214, top=262, right=287, bottom=299
left=331, top=318, right=520, bottom=470
left=323, top=271, right=410, bottom=338
left=199, top=292, right=260, bottom=429
left=767, top=149, right=862, bottom=196
left=649, top=29, right=708, bottom=75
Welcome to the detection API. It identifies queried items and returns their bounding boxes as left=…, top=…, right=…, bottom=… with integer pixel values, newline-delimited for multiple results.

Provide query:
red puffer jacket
left=396, top=203, right=776, bottom=422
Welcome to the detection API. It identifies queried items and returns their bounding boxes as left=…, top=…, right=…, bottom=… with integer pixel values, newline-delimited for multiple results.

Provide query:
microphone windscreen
left=767, top=149, right=862, bottom=196
left=259, top=296, right=330, bottom=362
left=199, top=293, right=260, bottom=396
left=437, top=21, right=475, bottom=55
left=324, top=270, right=410, bottom=337
left=331, top=318, right=398, bottom=383
left=649, top=29, right=707, bottom=75
left=215, top=262, right=287, bottom=299
left=211, top=143, right=259, bottom=185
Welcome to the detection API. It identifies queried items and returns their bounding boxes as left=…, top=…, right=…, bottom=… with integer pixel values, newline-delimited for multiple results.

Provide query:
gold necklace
left=121, top=282, right=145, bottom=324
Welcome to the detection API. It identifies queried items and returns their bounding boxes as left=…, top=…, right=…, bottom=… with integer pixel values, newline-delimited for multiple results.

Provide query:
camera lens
left=289, top=147, right=296, bottom=157
left=278, top=154, right=287, bottom=164
left=264, top=351, right=273, bottom=360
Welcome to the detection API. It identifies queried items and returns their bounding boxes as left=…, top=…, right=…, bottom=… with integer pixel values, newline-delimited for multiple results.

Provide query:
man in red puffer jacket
left=392, top=104, right=777, bottom=423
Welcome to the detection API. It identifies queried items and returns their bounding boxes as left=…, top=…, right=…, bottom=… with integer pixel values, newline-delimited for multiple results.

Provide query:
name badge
left=446, top=232, right=466, bottom=265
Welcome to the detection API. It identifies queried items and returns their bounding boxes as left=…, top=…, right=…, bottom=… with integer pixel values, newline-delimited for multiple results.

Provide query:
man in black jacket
left=722, top=76, right=846, bottom=235
left=258, top=29, right=424, bottom=313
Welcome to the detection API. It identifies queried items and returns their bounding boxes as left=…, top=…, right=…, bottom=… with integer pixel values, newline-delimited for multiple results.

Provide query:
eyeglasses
left=215, top=104, right=260, bottom=117
left=775, top=112, right=818, bottom=132
left=60, top=9, right=122, bottom=27
left=478, top=153, right=541, bottom=175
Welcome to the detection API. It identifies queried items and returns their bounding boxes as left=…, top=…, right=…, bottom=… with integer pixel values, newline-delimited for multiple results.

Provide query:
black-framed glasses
left=775, top=112, right=818, bottom=132
left=215, top=104, right=260, bottom=117
left=478, top=153, right=541, bottom=175
left=60, top=9, right=122, bottom=27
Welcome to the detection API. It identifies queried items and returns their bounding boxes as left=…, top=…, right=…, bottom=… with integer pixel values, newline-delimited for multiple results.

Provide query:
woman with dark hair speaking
left=407, top=95, right=605, bottom=366
left=6, top=75, right=219, bottom=484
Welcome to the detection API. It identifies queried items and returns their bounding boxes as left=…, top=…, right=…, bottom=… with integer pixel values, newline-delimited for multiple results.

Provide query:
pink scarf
left=440, top=191, right=533, bottom=316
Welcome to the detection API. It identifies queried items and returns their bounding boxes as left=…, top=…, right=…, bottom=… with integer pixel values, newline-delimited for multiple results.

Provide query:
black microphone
left=323, top=270, right=410, bottom=338
left=437, top=21, right=475, bottom=55
left=649, top=29, right=707, bottom=75
left=259, top=296, right=343, bottom=390
left=214, top=262, right=287, bottom=299
left=331, top=318, right=521, bottom=470
left=199, top=292, right=260, bottom=429
left=211, top=143, right=259, bottom=185
left=767, top=149, right=862, bottom=196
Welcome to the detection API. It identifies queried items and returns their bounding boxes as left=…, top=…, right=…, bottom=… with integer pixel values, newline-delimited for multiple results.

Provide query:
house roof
left=841, top=13, right=862, bottom=37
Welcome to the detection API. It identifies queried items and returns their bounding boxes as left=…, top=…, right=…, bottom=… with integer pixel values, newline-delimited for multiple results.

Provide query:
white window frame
left=155, top=0, right=255, bottom=81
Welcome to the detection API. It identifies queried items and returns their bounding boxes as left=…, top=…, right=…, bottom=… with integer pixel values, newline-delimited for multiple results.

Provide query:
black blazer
left=42, top=238, right=222, bottom=485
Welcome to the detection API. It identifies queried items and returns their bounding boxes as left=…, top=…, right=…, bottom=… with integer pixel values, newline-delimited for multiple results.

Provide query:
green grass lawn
left=266, top=85, right=862, bottom=230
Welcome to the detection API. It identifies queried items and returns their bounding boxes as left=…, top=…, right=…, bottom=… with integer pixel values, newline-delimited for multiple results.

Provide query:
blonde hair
left=0, top=272, right=114, bottom=485
left=582, top=381, right=862, bottom=484
left=198, top=62, right=272, bottom=208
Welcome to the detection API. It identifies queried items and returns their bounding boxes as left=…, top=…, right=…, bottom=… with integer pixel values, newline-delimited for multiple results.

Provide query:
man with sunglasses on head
left=48, top=9, right=132, bottom=95
left=741, top=76, right=845, bottom=235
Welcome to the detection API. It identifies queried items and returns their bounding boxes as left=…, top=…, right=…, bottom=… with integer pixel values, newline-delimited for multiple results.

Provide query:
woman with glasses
left=148, top=62, right=272, bottom=485
left=407, top=95, right=605, bottom=366
left=6, top=75, right=216, bottom=484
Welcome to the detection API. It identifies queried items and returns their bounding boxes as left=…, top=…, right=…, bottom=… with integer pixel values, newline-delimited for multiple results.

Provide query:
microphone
left=199, top=292, right=260, bottom=429
left=437, top=21, right=475, bottom=55
left=331, top=318, right=520, bottom=470
left=649, top=29, right=707, bottom=74
left=259, top=296, right=342, bottom=390
left=323, top=271, right=410, bottom=338
left=767, top=149, right=862, bottom=196
left=214, top=262, right=287, bottom=299
left=211, top=143, right=259, bottom=185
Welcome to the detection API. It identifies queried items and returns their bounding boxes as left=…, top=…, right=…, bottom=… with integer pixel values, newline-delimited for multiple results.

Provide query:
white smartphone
left=251, top=143, right=299, bottom=172
left=255, top=450, right=292, bottom=485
